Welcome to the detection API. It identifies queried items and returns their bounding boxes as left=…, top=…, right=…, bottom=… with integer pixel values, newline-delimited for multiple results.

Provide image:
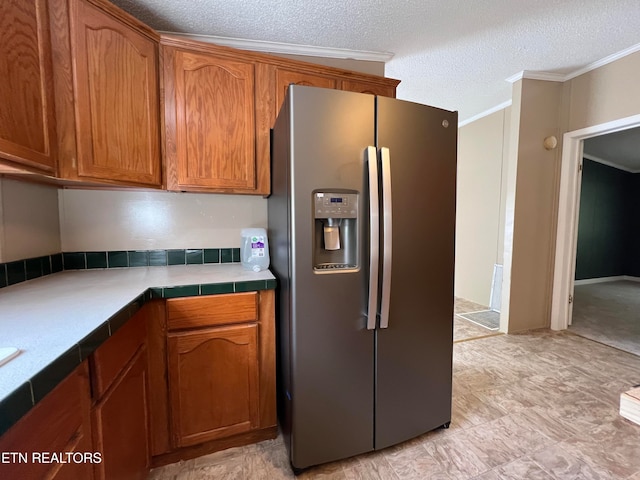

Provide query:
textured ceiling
left=111, top=0, right=640, bottom=123
left=583, top=127, right=640, bottom=172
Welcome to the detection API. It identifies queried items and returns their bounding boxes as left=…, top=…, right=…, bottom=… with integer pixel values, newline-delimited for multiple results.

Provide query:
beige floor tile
left=451, top=391, right=509, bottom=430
left=148, top=460, right=194, bottom=480
left=383, top=442, right=448, bottom=479
left=491, top=457, right=555, bottom=479
left=460, top=414, right=553, bottom=469
left=560, top=418, right=640, bottom=479
left=342, top=454, right=398, bottom=480
left=531, top=445, right=616, bottom=480
left=422, top=430, right=492, bottom=479
left=472, top=470, right=502, bottom=480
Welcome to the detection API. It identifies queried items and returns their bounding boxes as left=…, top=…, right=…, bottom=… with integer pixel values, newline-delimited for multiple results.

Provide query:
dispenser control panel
left=314, top=192, right=358, bottom=219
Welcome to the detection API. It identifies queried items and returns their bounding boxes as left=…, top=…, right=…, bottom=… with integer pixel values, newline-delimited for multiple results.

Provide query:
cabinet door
left=92, top=347, right=150, bottom=480
left=275, top=69, right=337, bottom=117
left=340, top=79, right=397, bottom=98
left=0, top=0, right=57, bottom=172
left=0, top=364, right=93, bottom=480
left=71, top=0, right=160, bottom=186
left=164, top=47, right=257, bottom=192
left=168, top=323, right=260, bottom=448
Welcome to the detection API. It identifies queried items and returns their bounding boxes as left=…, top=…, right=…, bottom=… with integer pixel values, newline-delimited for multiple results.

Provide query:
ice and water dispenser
left=313, top=191, right=358, bottom=271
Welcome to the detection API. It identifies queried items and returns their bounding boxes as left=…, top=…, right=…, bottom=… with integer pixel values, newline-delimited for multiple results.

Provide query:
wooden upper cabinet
left=69, top=0, right=161, bottom=186
left=163, top=45, right=259, bottom=193
left=340, top=79, right=397, bottom=98
left=0, top=0, right=57, bottom=173
left=274, top=69, right=337, bottom=117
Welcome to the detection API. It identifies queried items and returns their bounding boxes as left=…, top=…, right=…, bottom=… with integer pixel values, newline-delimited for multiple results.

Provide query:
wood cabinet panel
left=91, top=307, right=147, bottom=398
left=168, top=323, right=260, bottom=448
left=145, top=300, right=171, bottom=457
left=164, top=46, right=257, bottom=192
left=0, top=0, right=57, bottom=172
left=340, top=79, right=397, bottom=98
left=71, top=0, right=161, bottom=186
left=92, top=347, right=150, bottom=480
left=166, top=292, right=258, bottom=330
left=275, top=69, right=337, bottom=117
left=90, top=304, right=150, bottom=480
left=0, top=363, right=93, bottom=480
left=257, top=289, right=277, bottom=428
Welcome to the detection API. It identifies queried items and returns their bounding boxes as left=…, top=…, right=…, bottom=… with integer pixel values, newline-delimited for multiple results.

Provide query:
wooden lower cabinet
left=90, top=306, right=150, bottom=480
left=168, top=323, right=260, bottom=447
left=91, top=349, right=149, bottom=480
left=151, top=290, right=277, bottom=465
left=0, top=363, right=94, bottom=480
left=0, top=291, right=275, bottom=477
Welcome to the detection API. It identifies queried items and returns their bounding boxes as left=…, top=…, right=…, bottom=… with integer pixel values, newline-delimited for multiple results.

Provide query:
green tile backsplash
left=0, top=248, right=243, bottom=290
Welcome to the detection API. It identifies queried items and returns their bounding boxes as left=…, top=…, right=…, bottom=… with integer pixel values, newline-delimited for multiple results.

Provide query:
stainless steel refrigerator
left=268, top=85, right=457, bottom=471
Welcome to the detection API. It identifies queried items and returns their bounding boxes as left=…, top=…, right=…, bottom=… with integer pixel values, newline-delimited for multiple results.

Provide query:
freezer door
left=374, top=96, right=457, bottom=449
left=285, top=86, right=377, bottom=469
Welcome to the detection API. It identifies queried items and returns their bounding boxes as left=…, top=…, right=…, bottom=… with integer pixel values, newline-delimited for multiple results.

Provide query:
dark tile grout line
left=0, top=248, right=242, bottom=290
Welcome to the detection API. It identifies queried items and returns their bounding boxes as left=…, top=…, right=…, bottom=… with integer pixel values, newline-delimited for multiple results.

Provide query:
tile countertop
left=0, top=264, right=275, bottom=434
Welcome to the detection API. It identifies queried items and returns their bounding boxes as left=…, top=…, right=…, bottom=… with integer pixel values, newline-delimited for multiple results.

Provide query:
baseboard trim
left=574, top=276, right=640, bottom=285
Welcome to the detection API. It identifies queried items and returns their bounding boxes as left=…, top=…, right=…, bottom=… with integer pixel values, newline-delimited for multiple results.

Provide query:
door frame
left=551, top=113, right=640, bottom=330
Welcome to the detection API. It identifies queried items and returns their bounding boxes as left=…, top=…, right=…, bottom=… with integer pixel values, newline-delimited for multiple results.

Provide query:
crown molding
left=475, top=43, right=640, bottom=128
left=505, top=70, right=566, bottom=83
left=458, top=100, right=512, bottom=127
left=565, top=42, right=640, bottom=81
left=158, top=31, right=395, bottom=62
left=506, top=42, right=640, bottom=85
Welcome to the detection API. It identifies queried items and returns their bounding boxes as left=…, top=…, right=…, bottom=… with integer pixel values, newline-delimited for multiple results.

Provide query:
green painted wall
left=575, top=159, right=634, bottom=280
left=630, top=175, right=640, bottom=276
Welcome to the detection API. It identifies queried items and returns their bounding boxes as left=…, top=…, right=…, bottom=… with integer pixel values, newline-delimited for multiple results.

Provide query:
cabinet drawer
left=91, top=307, right=147, bottom=399
left=167, top=292, right=258, bottom=331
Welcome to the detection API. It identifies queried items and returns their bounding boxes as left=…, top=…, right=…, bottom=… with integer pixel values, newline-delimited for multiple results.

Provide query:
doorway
left=567, top=132, right=640, bottom=354
left=551, top=113, right=640, bottom=334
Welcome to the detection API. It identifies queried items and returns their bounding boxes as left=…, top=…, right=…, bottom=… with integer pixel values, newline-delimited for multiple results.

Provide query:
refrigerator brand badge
left=251, top=236, right=265, bottom=257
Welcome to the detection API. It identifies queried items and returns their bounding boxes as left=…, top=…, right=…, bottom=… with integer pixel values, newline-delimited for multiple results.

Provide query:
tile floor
left=149, top=299, right=640, bottom=479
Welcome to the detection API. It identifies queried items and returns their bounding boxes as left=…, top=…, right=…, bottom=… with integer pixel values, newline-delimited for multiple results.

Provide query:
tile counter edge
left=0, top=277, right=277, bottom=436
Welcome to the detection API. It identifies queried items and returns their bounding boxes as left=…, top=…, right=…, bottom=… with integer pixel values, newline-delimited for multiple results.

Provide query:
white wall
left=0, top=178, right=61, bottom=263
left=455, top=109, right=509, bottom=306
left=58, top=189, right=267, bottom=251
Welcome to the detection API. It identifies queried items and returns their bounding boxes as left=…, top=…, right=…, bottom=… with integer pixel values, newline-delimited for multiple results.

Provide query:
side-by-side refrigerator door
left=287, top=86, right=376, bottom=469
left=374, top=96, right=457, bottom=450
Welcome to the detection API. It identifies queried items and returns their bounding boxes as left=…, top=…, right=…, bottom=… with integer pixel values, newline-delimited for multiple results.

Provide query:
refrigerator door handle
left=379, top=147, right=392, bottom=329
left=366, top=146, right=380, bottom=330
